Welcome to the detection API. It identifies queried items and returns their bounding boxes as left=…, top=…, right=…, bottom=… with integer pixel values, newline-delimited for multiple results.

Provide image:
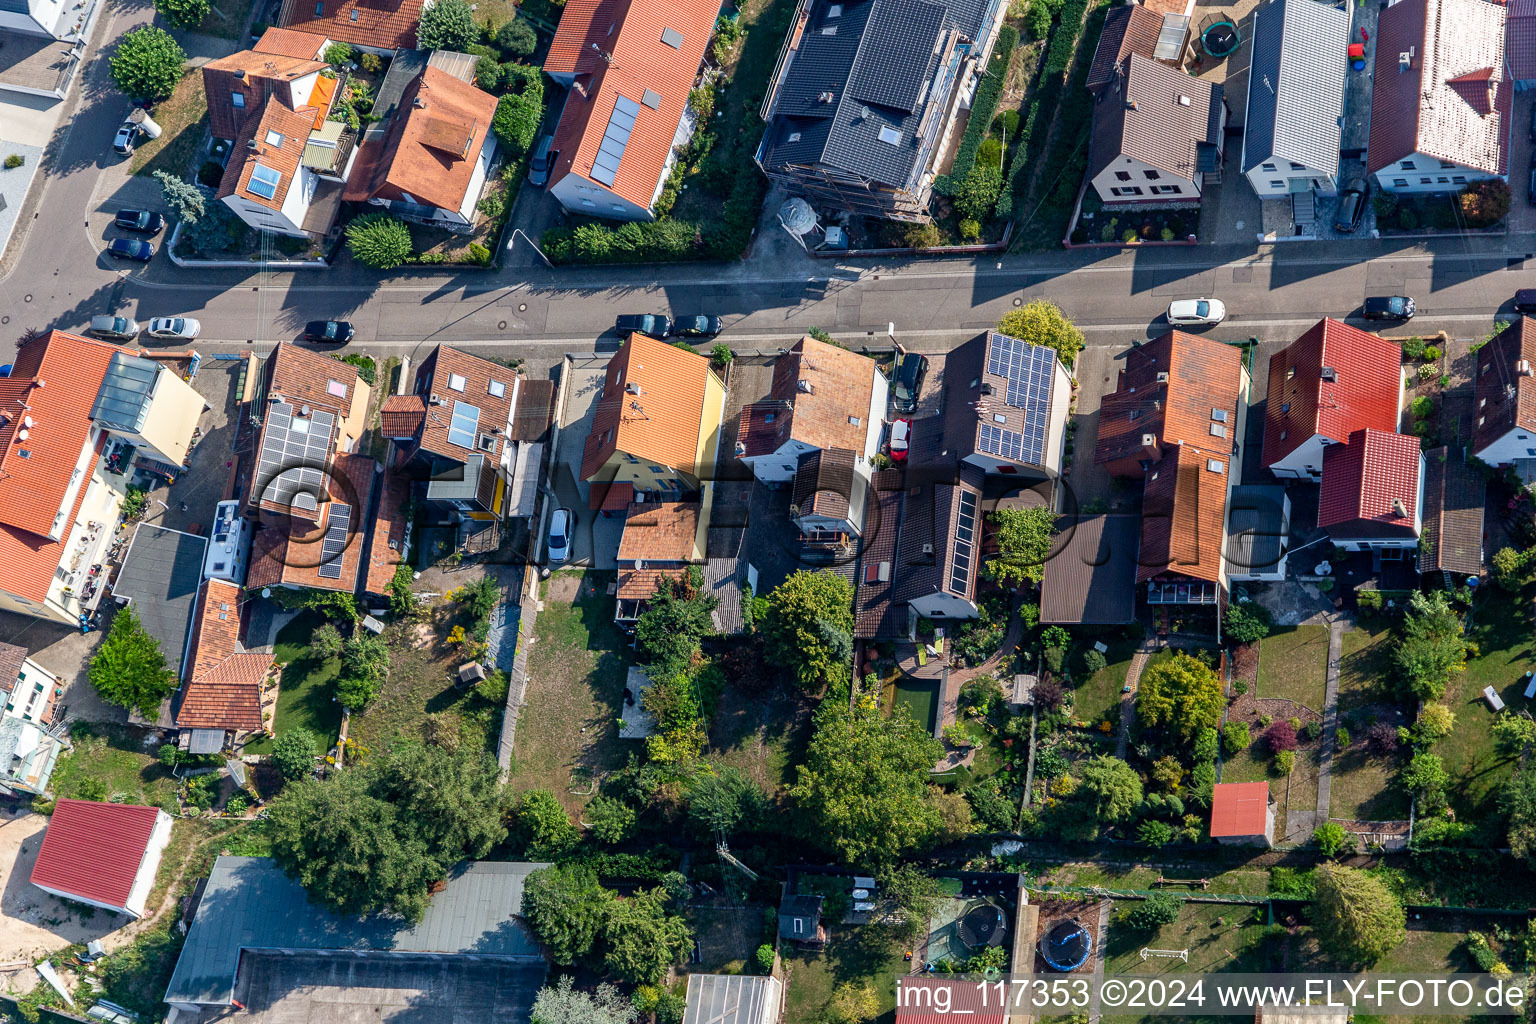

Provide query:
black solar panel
left=258, top=402, right=335, bottom=512
left=982, top=335, right=1056, bottom=464
left=949, top=490, right=978, bottom=596
left=317, top=503, right=351, bottom=580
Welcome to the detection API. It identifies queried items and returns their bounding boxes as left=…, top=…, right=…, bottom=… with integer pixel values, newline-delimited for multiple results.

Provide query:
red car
left=889, top=418, right=911, bottom=462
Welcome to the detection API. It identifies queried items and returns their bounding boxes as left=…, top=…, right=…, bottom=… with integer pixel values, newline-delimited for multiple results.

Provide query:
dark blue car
left=107, top=238, right=153, bottom=262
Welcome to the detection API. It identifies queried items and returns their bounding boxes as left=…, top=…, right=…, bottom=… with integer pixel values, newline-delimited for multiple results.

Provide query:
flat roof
left=1040, top=514, right=1140, bottom=624
left=111, top=523, right=210, bottom=676
left=164, top=857, right=548, bottom=1007
left=1226, top=485, right=1288, bottom=576
left=684, top=974, right=782, bottom=1024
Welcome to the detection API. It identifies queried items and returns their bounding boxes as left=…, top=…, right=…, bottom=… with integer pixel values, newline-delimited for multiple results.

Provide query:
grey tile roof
left=111, top=524, right=209, bottom=678
left=1225, top=485, right=1288, bottom=577
left=1040, top=514, right=1139, bottom=624
left=164, top=857, right=548, bottom=1007
left=760, top=0, right=985, bottom=188
left=1088, top=54, right=1223, bottom=182
left=1419, top=447, right=1485, bottom=576
left=684, top=974, right=783, bottom=1024
left=1241, top=0, right=1349, bottom=176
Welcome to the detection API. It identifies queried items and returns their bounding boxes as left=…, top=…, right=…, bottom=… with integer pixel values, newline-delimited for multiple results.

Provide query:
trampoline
left=956, top=901, right=1007, bottom=953
left=1198, top=12, right=1241, bottom=59
left=1040, top=919, right=1092, bottom=972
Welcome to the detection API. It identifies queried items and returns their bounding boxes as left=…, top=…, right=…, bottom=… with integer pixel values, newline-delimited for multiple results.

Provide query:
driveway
left=551, top=356, right=622, bottom=568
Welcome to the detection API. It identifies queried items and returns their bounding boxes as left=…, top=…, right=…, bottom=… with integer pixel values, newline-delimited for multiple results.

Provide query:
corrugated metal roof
left=111, top=524, right=210, bottom=678
left=164, top=857, right=548, bottom=1007
left=30, top=800, right=163, bottom=910
left=1225, top=485, right=1288, bottom=577
left=684, top=974, right=783, bottom=1024
left=1241, top=0, right=1348, bottom=177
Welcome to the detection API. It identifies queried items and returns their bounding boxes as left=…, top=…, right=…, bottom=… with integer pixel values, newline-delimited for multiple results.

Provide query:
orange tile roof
left=217, top=98, right=321, bottom=211
left=757, top=336, right=879, bottom=453
left=1210, top=781, right=1271, bottom=837
left=617, top=567, right=687, bottom=600
left=1136, top=445, right=1229, bottom=586
left=184, top=578, right=243, bottom=682
left=0, top=331, right=126, bottom=540
left=381, top=394, right=426, bottom=437
left=177, top=579, right=269, bottom=732
left=266, top=341, right=359, bottom=418
left=363, top=459, right=411, bottom=595
left=246, top=452, right=376, bottom=592
left=547, top=0, right=719, bottom=208
left=616, top=501, right=702, bottom=562
left=277, top=0, right=424, bottom=51
left=582, top=334, right=719, bottom=480
left=202, top=48, right=327, bottom=141
left=411, top=345, right=521, bottom=459
left=590, top=480, right=634, bottom=510
left=255, top=26, right=326, bottom=58
left=175, top=677, right=265, bottom=731
left=345, top=67, right=496, bottom=214
left=1095, top=330, right=1245, bottom=472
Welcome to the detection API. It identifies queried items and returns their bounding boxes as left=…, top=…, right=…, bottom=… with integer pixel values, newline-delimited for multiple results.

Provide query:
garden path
left=1115, top=634, right=1157, bottom=759
left=1314, top=619, right=1346, bottom=822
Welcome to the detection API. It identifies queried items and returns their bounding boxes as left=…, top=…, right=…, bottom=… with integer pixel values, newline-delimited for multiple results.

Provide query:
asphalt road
left=1, top=4, right=1533, bottom=367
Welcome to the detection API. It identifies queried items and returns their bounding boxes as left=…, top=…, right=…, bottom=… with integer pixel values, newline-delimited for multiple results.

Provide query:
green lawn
left=130, top=72, right=207, bottom=178
left=1103, top=900, right=1272, bottom=977
left=346, top=618, right=504, bottom=755
left=1330, top=623, right=1410, bottom=820
left=1256, top=625, right=1328, bottom=711
left=1071, top=632, right=1139, bottom=725
left=781, top=924, right=910, bottom=1024
left=243, top=611, right=343, bottom=754
left=50, top=722, right=179, bottom=810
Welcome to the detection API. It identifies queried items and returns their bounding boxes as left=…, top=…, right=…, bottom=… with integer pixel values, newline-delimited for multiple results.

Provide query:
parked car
left=547, top=507, right=573, bottom=564
left=113, top=209, right=164, bottom=235
left=147, top=316, right=201, bottom=340
left=1528, top=162, right=1536, bottom=206
left=891, top=353, right=928, bottom=414
left=106, top=238, right=154, bottom=262
left=614, top=314, right=672, bottom=339
left=1333, top=179, right=1368, bottom=233
left=528, top=135, right=556, bottom=187
left=87, top=315, right=140, bottom=341
left=888, top=417, right=911, bottom=462
left=1516, top=289, right=1536, bottom=314
left=1166, top=298, right=1227, bottom=325
left=669, top=315, right=723, bottom=338
left=112, top=122, right=139, bottom=157
left=1362, top=295, right=1416, bottom=321
left=302, top=320, right=354, bottom=344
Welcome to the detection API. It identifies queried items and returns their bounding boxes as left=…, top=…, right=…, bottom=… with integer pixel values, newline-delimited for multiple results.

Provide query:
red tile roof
left=1318, top=428, right=1421, bottom=537
left=1095, top=330, right=1245, bottom=473
left=184, top=578, right=242, bottom=682
left=1474, top=317, right=1536, bottom=454
left=344, top=67, right=496, bottom=214
left=582, top=335, right=719, bottom=480
left=590, top=480, right=635, bottom=510
left=363, top=459, right=411, bottom=595
left=410, top=346, right=521, bottom=459
left=617, top=501, right=701, bottom=562
left=277, top=0, right=423, bottom=51
left=201, top=48, right=326, bottom=141
left=218, top=98, right=322, bottom=211
left=0, top=331, right=125, bottom=542
left=1510, top=0, right=1536, bottom=81
left=255, top=26, right=326, bottom=58
left=746, top=337, right=878, bottom=455
left=177, top=578, right=268, bottom=731
left=381, top=394, right=426, bottom=437
left=1367, top=0, right=1509, bottom=175
left=247, top=452, right=376, bottom=591
left=547, top=0, right=719, bottom=209
left=1136, top=445, right=1229, bottom=586
left=896, top=980, right=1006, bottom=1024
left=1262, top=318, right=1403, bottom=468
left=30, top=800, right=163, bottom=910
left=1209, top=781, right=1270, bottom=837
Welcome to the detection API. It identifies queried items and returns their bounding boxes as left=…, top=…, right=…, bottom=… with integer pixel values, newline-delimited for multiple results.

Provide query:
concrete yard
left=227, top=952, right=546, bottom=1024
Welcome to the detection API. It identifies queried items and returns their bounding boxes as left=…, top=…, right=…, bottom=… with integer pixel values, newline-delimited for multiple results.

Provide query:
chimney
left=1141, top=433, right=1158, bottom=449
left=797, top=379, right=814, bottom=394
left=1519, top=359, right=1532, bottom=376
left=1399, top=47, right=1414, bottom=72
left=1320, top=366, right=1337, bottom=382
left=414, top=95, right=426, bottom=108
left=234, top=69, right=246, bottom=80
left=1177, top=95, right=1190, bottom=106
left=1392, top=498, right=1408, bottom=519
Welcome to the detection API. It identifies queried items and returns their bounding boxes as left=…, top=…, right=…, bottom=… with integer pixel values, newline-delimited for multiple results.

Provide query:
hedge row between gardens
left=934, top=25, right=1018, bottom=195
left=1029, top=5, right=1108, bottom=225
left=1009, top=0, right=1094, bottom=218
left=995, top=101, right=1038, bottom=218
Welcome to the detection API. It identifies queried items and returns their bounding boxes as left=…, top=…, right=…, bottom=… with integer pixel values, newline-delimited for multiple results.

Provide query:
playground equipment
left=1198, top=12, right=1241, bottom=58
left=1140, top=948, right=1191, bottom=963
left=1040, top=919, right=1092, bottom=972
left=956, top=901, right=1008, bottom=953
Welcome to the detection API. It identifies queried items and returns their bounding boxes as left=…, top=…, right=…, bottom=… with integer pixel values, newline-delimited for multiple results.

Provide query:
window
left=1419, top=177, right=1431, bottom=185
left=247, top=163, right=281, bottom=200
left=265, top=129, right=284, bottom=148
left=1452, top=175, right=1466, bottom=184
left=232, top=91, right=245, bottom=109
left=582, top=199, right=595, bottom=207
left=313, top=0, right=322, bottom=13
left=848, top=416, right=860, bottom=426
left=488, top=379, right=506, bottom=398
left=1144, top=169, right=1160, bottom=180
left=1289, top=162, right=1305, bottom=170
left=1269, top=180, right=1284, bottom=189
left=1437, top=177, right=1449, bottom=184
left=1110, top=186, right=1143, bottom=196
left=648, top=465, right=665, bottom=474
left=1115, top=171, right=1131, bottom=181
left=448, top=373, right=467, bottom=392
left=1286, top=367, right=1295, bottom=380
left=1207, top=459, right=1224, bottom=473
left=1401, top=160, right=1416, bottom=170
left=1261, top=162, right=1276, bottom=171
left=1210, top=423, right=1226, bottom=438
left=327, top=379, right=346, bottom=398
left=1393, top=178, right=1408, bottom=187
left=349, top=8, right=357, bottom=18
left=1280, top=402, right=1290, bottom=413
left=1151, top=185, right=1181, bottom=194
left=1440, top=160, right=1456, bottom=169
left=877, top=125, right=902, bottom=145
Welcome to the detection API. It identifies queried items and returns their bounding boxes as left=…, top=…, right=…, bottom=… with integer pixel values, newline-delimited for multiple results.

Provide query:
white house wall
left=1474, top=424, right=1536, bottom=466
left=1244, top=160, right=1336, bottom=198
left=1268, top=433, right=1328, bottom=478
left=549, top=168, right=654, bottom=221
left=1090, top=156, right=1199, bottom=204
left=1375, top=153, right=1494, bottom=193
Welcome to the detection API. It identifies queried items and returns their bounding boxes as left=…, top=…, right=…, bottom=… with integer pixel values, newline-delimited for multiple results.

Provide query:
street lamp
left=506, top=228, right=553, bottom=269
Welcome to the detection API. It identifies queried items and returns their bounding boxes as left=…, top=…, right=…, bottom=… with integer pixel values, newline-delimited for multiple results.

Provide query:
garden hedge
left=934, top=25, right=1017, bottom=196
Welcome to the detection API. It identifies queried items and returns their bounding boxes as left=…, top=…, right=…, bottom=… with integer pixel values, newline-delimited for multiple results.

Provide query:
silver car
left=147, top=316, right=201, bottom=340
left=547, top=507, right=573, bottom=564
left=88, top=315, right=140, bottom=341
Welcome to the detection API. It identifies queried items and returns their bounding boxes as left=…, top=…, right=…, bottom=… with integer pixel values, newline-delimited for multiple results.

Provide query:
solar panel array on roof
left=592, top=96, right=640, bottom=186
left=90, top=353, right=161, bottom=433
left=248, top=164, right=281, bottom=200
left=317, top=503, right=351, bottom=579
left=949, top=490, right=978, bottom=595
left=447, top=401, right=480, bottom=450
left=985, top=334, right=1056, bottom=462
left=978, top=423, right=1026, bottom=461
left=258, top=403, right=335, bottom=511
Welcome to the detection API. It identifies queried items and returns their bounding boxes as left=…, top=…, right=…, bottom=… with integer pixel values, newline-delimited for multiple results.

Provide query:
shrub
left=1336, top=727, right=1351, bottom=749
left=466, top=241, right=492, bottom=266
left=1313, top=822, right=1356, bottom=858
left=1459, top=179, right=1511, bottom=228
left=710, top=343, right=733, bottom=368
left=346, top=214, right=412, bottom=270
left=495, top=15, right=537, bottom=58
left=323, top=42, right=353, bottom=65
left=1223, top=603, right=1270, bottom=644
left=1410, top=395, right=1433, bottom=419
left=492, top=92, right=541, bottom=157
left=359, top=52, right=382, bottom=72
left=1193, top=727, right=1219, bottom=763
left=109, top=27, right=186, bottom=101
left=1080, top=648, right=1107, bottom=675
left=417, top=0, right=478, bottom=50
left=3, top=154, right=23, bottom=170
left=1422, top=345, right=1442, bottom=363
left=1122, top=891, right=1181, bottom=930
left=1366, top=721, right=1399, bottom=756
left=1137, top=819, right=1175, bottom=847
left=1300, top=720, right=1321, bottom=742
left=904, top=222, right=941, bottom=249
left=755, top=944, right=775, bottom=973
left=155, top=0, right=209, bottom=30
left=1272, top=750, right=1296, bottom=776
left=959, top=217, right=981, bottom=242
left=1401, top=335, right=1427, bottom=359
left=1222, top=721, right=1250, bottom=756
left=931, top=26, right=1016, bottom=194
left=1264, top=721, right=1299, bottom=754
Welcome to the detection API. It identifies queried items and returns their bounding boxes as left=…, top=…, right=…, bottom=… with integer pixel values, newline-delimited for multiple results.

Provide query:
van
left=528, top=135, right=555, bottom=187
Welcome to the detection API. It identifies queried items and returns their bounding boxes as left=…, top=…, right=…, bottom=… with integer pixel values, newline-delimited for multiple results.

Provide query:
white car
left=1166, top=298, right=1226, bottom=326
left=547, top=507, right=573, bottom=564
left=147, top=316, right=201, bottom=340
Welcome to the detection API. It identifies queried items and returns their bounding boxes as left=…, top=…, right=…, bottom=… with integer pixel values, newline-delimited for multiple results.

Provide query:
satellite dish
left=779, top=197, right=819, bottom=236
left=261, top=588, right=272, bottom=598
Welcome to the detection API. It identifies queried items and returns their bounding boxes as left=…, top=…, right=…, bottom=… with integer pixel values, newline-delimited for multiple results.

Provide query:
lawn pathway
left=1115, top=633, right=1157, bottom=759
left=1087, top=900, right=1111, bottom=1024
left=1314, top=619, right=1345, bottom=822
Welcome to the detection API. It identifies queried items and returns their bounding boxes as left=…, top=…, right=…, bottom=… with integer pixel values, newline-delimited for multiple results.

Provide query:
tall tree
left=633, top=584, right=715, bottom=678
left=878, top=863, right=942, bottom=939
left=686, top=764, right=767, bottom=838
left=1313, top=863, right=1405, bottom=966
left=994, top=300, right=1085, bottom=368
left=416, top=0, right=478, bottom=50
left=530, top=976, right=635, bottom=1024
left=89, top=605, right=176, bottom=718
left=109, top=27, right=185, bottom=101
left=371, top=744, right=507, bottom=857
left=345, top=214, right=412, bottom=270
left=1134, top=652, right=1224, bottom=741
left=789, top=696, right=943, bottom=863
left=154, top=0, right=209, bottom=27
left=1074, top=755, right=1143, bottom=826
left=763, top=570, right=854, bottom=689
left=521, top=864, right=613, bottom=965
left=983, top=507, right=1057, bottom=587
left=271, top=728, right=319, bottom=782
left=601, top=886, right=693, bottom=984
left=1394, top=591, right=1469, bottom=702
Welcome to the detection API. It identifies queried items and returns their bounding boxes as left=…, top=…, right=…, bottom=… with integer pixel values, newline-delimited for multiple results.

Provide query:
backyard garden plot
left=1255, top=626, right=1328, bottom=711
left=706, top=641, right=815, bottom=796
left=1103, top=900, right=1272, bottom=977
left=1070, top=631, right=1139, bottom=727
left=243, top=612, right=343, bottom=755
left=50, top=722, right=179, bottom=810
left=780, top=925, right=910, bottom=1024
left=1330, top=623, right=1410, bottom=821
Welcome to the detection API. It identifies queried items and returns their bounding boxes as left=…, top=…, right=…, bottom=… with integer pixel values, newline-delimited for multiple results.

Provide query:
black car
left=114, top=209, right=164, bottom=235
left=107, top=238, right=154, bottom=262
left=615, top=314, right=672, bottom=339
left=891, top=352, right=929, bottom=414
left=669, top=315, right=723, bottom=338
left=303, top=320, right=355, bottom=344
left=1333, top=179, right=1367, bottom=233
left=1516, top=289, right=1536, bottom=314
left=1528, top=163, right=1536, bottom=206
left=1362, top=295, right=1416, bottom=321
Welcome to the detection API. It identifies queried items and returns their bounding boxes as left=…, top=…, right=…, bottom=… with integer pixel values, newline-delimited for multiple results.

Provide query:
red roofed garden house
left=173, top=578, right=274, bottom=754
left=1317, top=428, right=1424, bottom=554
left=1209, top=781, right=1274, bottom=847
left=1263, top=318, right=1405, bottom=480
left=30, top=799, right=173, bottom=918
left=543, top=0, right=722, bottom=220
